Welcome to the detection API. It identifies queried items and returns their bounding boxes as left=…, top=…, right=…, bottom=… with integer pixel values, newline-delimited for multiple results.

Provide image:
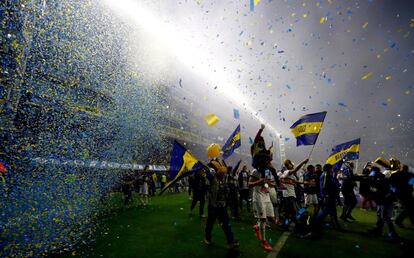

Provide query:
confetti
left=361, top=72, right=373, bottom=80
left=2, top=1, right=414, bottom=256
left=233, top=109, right=240, bottom=119
left=205, top=114, right=220, bottom=126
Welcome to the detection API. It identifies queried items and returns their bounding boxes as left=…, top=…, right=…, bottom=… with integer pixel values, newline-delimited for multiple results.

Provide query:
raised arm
left=254, top=124, right=265, bottom=142
left=290, top=158, right=309, bottom=174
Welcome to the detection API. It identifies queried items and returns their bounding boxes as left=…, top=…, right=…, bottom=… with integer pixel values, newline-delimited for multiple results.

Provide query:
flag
left=326, top=138, right=361, bottom=172
left=250, top=0, right=261, bottom=11
left=222, top=125, right=241, bottom=159
left=161, top=141, right=204, bottom=193
left=205, top=113, right=219, bottom=126
left=290, top=111, right=327, bottom=146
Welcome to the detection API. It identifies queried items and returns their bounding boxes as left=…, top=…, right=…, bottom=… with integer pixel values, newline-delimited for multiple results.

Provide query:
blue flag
left=161, top=140, right=204, bottom=193
left=222, top=125, right=241, bottom=159
left=290, top=111, right=327, bottom=146
left=326, top=138, right=361, bottom=172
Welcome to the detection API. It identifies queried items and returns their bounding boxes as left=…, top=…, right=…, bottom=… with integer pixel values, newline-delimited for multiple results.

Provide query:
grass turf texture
left=64, top=192, right=414, bottom=258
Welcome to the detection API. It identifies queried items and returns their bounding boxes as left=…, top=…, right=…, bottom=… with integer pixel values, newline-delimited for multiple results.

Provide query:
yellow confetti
left=410, top=18, right=414, bottom=28
left=405, top=90, right=411, bottom=95
left=316, top=2, right=320, bottom=7
left=204, top=114, right=219, bottom=126
left=377, top=54, right=381, bottom=59
left=361, top=72, right=373, bottom=80
left=291, top=13, right=296, bottom=17
left=387, top=98, right=392, bottom=102
left=362, top=22, right=369, bottom=29
left=320, top=16, right=327, bottom=24
left=303, top=13, right=308, bottom=18
left=385, top=75, right=392, bottom=80
left=266, top=82, right=272, bottom=88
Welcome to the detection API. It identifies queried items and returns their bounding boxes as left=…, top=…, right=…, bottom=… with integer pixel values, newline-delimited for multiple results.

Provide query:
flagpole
left=307, top=143, right=317, bottom=161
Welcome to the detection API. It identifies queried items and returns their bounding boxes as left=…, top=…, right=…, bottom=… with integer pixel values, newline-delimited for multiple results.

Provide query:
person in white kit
left=279, top=158, right=309, bottom=229
left=139, top=165, right=150, bottom=207
left=249, top=152, right=275, bottom=252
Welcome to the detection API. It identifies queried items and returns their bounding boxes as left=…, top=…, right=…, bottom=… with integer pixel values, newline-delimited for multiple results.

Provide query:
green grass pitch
left=64, top=192, right=414, bottom=258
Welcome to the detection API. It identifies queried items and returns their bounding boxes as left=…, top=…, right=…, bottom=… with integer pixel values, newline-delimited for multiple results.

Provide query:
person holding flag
left=326, top=139, right=361, bottom=222
left=204, top=143, right=240, bottom=249
left=160, top=141, right=205, bottom=194
left=279, top=158, right=309, bottom=230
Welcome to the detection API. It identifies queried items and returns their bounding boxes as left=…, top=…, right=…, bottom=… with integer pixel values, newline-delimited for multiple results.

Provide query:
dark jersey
left=303, top=171, right=318, bottom=194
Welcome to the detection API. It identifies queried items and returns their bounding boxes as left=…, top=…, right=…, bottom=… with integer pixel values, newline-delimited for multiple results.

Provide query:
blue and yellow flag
left=290, top=111, right=327, bottom=146
left=222, top=125, right=241, bottom=159
left=161, top=140, right=204, bottom=194
left=326, top=138, right=361, bottom=172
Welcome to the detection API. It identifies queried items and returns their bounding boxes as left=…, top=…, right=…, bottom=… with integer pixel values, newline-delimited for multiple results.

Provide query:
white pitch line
left=267, top=231, right=291, bottom=258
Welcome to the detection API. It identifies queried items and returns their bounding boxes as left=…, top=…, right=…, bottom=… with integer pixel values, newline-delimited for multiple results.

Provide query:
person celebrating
left=339, top=161, right=357, bottom=222
left=251, top=124, right=266, bottom=169
left=238, top=165, right=251, bottom=213
left=249, top=151, right=275, bottom=252
left=204, top=143, right=239, bottom=249
left=279, top=158, right=309, bottom=230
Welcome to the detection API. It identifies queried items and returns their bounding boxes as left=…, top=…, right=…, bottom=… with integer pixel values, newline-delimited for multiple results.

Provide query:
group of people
left=195, top=124, right=414, bottom=252
left=120, top=166, right=168, bottom=207
left=117, top=125, right=413, bottom=252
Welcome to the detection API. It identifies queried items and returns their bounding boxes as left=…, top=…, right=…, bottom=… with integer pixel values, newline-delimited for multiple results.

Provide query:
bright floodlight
left=103, top=0, right=281, bottom=137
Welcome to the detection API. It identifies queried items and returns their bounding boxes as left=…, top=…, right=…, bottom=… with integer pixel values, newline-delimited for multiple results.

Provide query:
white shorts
left=305, top=193, right=318, bottom=205
left=253, top=201, right=274, bottom=219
